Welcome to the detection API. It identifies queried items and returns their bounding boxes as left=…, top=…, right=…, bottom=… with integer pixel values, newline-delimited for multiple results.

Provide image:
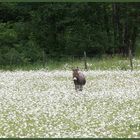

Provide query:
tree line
left=0, top=2, right=139, bottom=66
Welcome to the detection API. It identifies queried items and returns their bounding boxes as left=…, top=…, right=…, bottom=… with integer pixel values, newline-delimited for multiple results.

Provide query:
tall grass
left=1, top=56, right=140, bottom=71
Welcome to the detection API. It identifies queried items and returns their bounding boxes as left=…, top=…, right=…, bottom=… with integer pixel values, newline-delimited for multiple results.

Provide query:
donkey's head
left=72, top=67, right=79, bottom=79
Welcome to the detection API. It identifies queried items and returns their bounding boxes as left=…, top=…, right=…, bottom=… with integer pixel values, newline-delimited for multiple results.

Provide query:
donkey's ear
left=77, top=67, right=79, bottom=70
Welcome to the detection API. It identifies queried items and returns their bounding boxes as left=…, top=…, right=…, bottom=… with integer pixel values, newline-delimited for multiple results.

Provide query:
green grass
left=1, top=56, right=140, bottom=71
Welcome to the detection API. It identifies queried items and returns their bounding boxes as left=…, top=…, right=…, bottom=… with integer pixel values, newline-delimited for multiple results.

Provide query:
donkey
left=72, top=68, right=86, bottom=91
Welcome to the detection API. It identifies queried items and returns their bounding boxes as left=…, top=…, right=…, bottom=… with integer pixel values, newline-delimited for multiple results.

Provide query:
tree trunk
left=112, top=3, right=120, bottom=55
left=130, top=26, right=138, bottom=56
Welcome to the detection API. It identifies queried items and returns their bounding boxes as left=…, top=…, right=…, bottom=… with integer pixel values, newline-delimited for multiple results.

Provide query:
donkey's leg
left=75, top=85, right=79, bottom=91
left=77, top=85, right=82, bottom=91
left=79, top=85, right=83, bottom=91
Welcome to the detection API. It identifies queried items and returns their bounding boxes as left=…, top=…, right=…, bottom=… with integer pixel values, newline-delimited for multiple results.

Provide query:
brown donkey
left=72, top=68, right=86, bottom=91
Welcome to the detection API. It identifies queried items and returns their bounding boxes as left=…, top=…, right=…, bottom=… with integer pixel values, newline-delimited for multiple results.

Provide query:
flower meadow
left=0, top=70, right=140, bottom=138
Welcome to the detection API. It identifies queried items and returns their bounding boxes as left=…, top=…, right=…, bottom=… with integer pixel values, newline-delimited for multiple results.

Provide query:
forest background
left=0, top=3, right=139, bottom=69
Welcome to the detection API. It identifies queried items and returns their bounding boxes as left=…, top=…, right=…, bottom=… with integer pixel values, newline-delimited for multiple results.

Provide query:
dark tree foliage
left=0, top=2, right=139, bottom=65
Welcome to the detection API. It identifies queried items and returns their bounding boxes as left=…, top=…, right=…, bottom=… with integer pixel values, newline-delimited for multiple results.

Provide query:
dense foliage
left=0, top=2, right=139, bottom=66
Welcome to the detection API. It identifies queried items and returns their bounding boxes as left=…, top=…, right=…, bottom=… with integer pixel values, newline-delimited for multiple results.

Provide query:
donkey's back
left=77, top=72, right=86, bottom=85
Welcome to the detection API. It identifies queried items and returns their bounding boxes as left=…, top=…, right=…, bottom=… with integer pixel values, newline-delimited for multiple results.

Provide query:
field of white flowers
left=0, top=70, right=140, bottom=138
